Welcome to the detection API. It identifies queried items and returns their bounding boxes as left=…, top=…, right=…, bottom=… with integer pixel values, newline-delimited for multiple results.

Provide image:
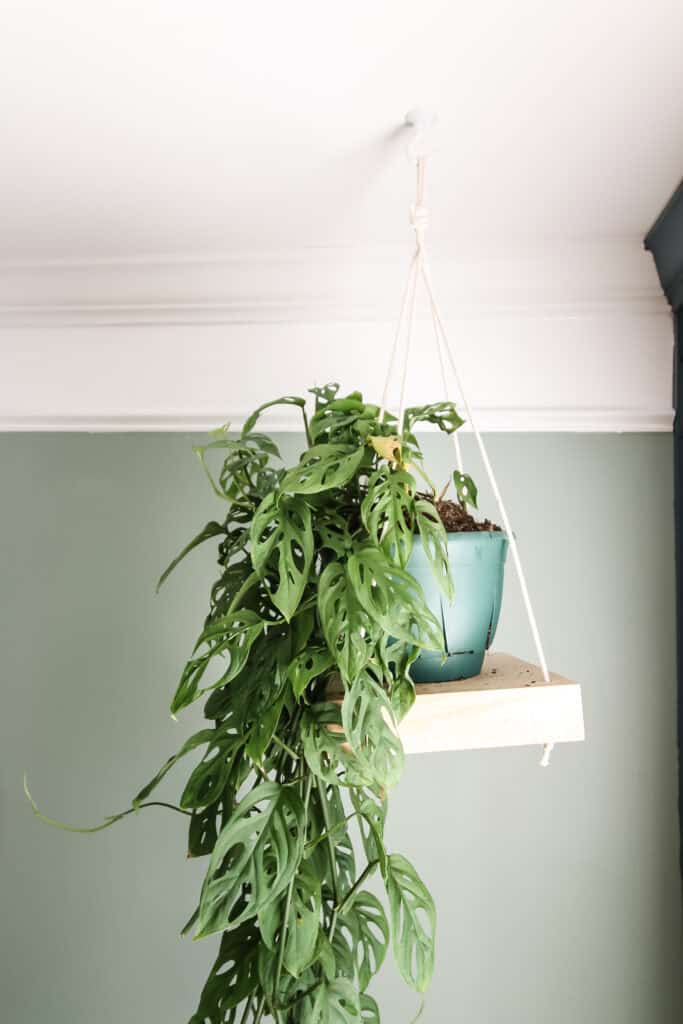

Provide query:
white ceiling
left=1, top=0, right=682, bottom=262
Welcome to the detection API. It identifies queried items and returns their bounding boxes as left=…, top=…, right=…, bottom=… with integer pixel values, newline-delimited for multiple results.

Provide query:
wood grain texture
left=401, top=653, right=584, bottom=754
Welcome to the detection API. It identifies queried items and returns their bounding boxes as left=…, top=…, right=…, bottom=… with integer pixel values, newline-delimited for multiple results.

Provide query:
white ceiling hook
left=404, top=107, right=438, bottom=161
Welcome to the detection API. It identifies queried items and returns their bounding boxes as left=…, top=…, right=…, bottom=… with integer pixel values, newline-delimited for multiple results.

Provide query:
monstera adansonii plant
left=29, top=383, right=477, bottom=1024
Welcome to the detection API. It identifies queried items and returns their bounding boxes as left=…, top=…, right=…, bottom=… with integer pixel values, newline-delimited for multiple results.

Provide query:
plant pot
left=407, top=531, right=509, bottom=683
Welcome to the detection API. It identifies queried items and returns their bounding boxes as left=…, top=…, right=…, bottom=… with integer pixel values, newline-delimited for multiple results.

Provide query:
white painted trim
left=0, top=408, right=671, bottom=434
left=0, top=240, right=667, bottom=326
left=0, top=240, right=673, bottom=434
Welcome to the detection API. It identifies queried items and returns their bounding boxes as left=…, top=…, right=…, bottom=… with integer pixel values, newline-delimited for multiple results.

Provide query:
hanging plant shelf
left=398, top=653, right=584, bottom=755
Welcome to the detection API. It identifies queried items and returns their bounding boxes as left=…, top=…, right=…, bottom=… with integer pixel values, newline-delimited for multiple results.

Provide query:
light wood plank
left=402, top=653, right=584, bottom=754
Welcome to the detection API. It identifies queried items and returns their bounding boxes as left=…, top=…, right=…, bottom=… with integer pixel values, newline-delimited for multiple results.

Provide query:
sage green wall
left=1, top=433, right=680, bottom=1023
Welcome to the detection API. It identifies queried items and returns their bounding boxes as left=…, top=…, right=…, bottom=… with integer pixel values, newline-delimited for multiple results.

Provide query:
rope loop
left=380, top=146, right=556, bottom=767
left=410, top=201, right=429, bottom=238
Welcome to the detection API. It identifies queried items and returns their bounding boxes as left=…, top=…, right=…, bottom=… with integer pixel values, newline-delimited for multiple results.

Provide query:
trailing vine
left=28, top=383, right=475, bottom=1023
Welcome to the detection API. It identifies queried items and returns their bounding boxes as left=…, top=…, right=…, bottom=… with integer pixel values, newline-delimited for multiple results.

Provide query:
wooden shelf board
left=402, top=652, right=584, bottom=754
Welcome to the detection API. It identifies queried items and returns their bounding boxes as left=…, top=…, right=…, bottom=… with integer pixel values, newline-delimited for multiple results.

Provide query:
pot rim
left=413, top=529, right=508, bottom=544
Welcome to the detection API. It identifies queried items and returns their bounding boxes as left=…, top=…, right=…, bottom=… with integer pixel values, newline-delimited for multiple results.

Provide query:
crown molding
left=0, top=407, right=671, bottom=433
left=0, top=239, right=672, bottom=434
left=0, top=240, right=666, bottom=327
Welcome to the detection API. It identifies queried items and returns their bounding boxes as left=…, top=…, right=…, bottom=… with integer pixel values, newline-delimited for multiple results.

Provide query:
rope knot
left=410, top=202, right=429, bottom=240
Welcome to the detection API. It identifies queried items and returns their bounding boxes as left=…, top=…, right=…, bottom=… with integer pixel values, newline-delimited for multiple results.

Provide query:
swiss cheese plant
left=29, top=384, right=469, bottom=1024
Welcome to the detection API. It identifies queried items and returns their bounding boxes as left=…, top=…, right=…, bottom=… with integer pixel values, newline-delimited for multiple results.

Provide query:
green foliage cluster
left=31, top=384, right=477, bottom=1024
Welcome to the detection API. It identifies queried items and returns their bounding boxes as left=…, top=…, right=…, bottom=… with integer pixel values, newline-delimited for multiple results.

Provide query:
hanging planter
left=407, top=520, right=508, bottom=684
left=26, top=111, right=584, bottom=1024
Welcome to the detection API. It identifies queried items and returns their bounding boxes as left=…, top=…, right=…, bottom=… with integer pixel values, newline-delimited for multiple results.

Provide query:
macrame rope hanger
left=381, top=110, right=555, bottom=768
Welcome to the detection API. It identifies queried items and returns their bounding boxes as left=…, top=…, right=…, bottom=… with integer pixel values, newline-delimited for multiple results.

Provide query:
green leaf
left=301, top=704, right=370, bottom=788
left=171, top=610, right=264, bottom=714
left=187, top=805, right=219, bottom=859
left=302, top=977, right=361, bottom=1024
left=281, top=444, right=365, bottom=495
left=245, top=690, right=285, bottom=763
left=188, top=922, right=259, bottom=1024
left=384, top=853, right=436, bottom=993
left=350, top=786, right=388, bottom=875
left=316, top=508, right=355, bottom=558
left=360, top=993, right=380, bottom=1024
left=361, top=468, right=415, bottom=568
left=132, top=728, right=216, bottom=805
left=318, top=562, right=378, bottom=682
left=288, top=647, right=335, bottom=700
left=308, top=382, right=340, bottom=409
left=403, top=401, right=464, bottom=436
left=241, top=395, right=306, bottom=436
left=452, top=470, right=478, bottom=508
left=180, top=735, right=243, bottom=810
left=316, top=931, right=337, bottom=983
left=347, top=547, right=443, bottom=652
left=390, top=674, right=416, bottom=724
left=283, top=861, right=322, bottom=978
left=345, top=890, right=390, bottom=991
left=250, top=492, right=314, bottom=621
left=194, top=435, right=276, bottom=502
left=415, top=498, right=454, bottom=601
left=342, top=674, right=404, bottom=790
left=157, top=521, right=226, bottom=592
left=196, top=781, right=305, bottom=937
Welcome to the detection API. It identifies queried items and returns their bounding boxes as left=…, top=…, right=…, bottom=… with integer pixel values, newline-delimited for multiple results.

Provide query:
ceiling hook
left=404, top=107, right=438, bottom=162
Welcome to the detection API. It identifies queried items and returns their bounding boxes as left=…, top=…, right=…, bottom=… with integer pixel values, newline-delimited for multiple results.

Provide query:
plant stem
left=24, top=777, right=191, bottom=833
left=302, top=407, right=313, bottom=448
left=227, top=570, right=260, bottom=614
left=271, top=734, right=299, bottom=761
left=437, top=479, right=450, bottom=502
left=253, top=997, right=266, bottom=1024
left=304, top=810, right=359, bottom=852
left=336, top=859, right=379, bottom=916
left=273, top=774, right=313, bottom=1007
left=315, top=778, right=339, bottom=907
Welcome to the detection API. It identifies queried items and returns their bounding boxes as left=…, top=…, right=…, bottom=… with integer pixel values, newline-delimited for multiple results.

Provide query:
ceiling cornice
left=0, top=239, right=672, bottom=434
left=0, top=240, right=666, bottom=327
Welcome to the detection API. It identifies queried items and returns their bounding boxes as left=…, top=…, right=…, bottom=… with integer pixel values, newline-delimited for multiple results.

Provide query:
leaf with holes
left=403, top=401, right=464, bottom=436
left=180, top=735, right=243, bottom=810
left=288, top=647, right=335, bottom=700
left=196, top=781, right=305, bottom=937
left=283, top=861, right=322, bottom=978
left=171, top=610, right=264, bottom=714
left=302, top=977, right=362, bottom=1024
left=187, top=804, right=219, bottom=859
left=390, top=673, right=416, bottom=724
left=318, top=562, right=378, bottom=683
left=188, top=922, right=259, bottom=1024
left=350, top=786, right=388, bottom=875
left=344, top=890, right=390, bottom=992
left=301, top=704, right=371, bottom=788
left=360, top=994, right=380, bottom=1024
left=384, top=853, right=436, bottom=993
left=281, top=443, right=366, bottom=495
left=241, top=394, right=307, bottom=436
left=250, top=492, right=314, bottom=621
left=415, top=498, right=453, bottom=601
left=342, top=674, right=404, bottom=790
left=452, top=470, right=478, bottom=509
left=361, top=467, right=415, bottom=568
left=367, top=434, right=402, bottom=464
left=347, top=547, right=443, bottom=652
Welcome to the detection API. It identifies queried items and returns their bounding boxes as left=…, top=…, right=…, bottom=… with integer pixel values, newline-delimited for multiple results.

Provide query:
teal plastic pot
left=407, top=531, right=509, bottom=683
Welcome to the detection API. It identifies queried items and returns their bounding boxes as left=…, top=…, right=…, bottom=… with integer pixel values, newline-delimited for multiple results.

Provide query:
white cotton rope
left=379, top=255, right=418, bottom=424
left=381, top=152, right=555, bottom=767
